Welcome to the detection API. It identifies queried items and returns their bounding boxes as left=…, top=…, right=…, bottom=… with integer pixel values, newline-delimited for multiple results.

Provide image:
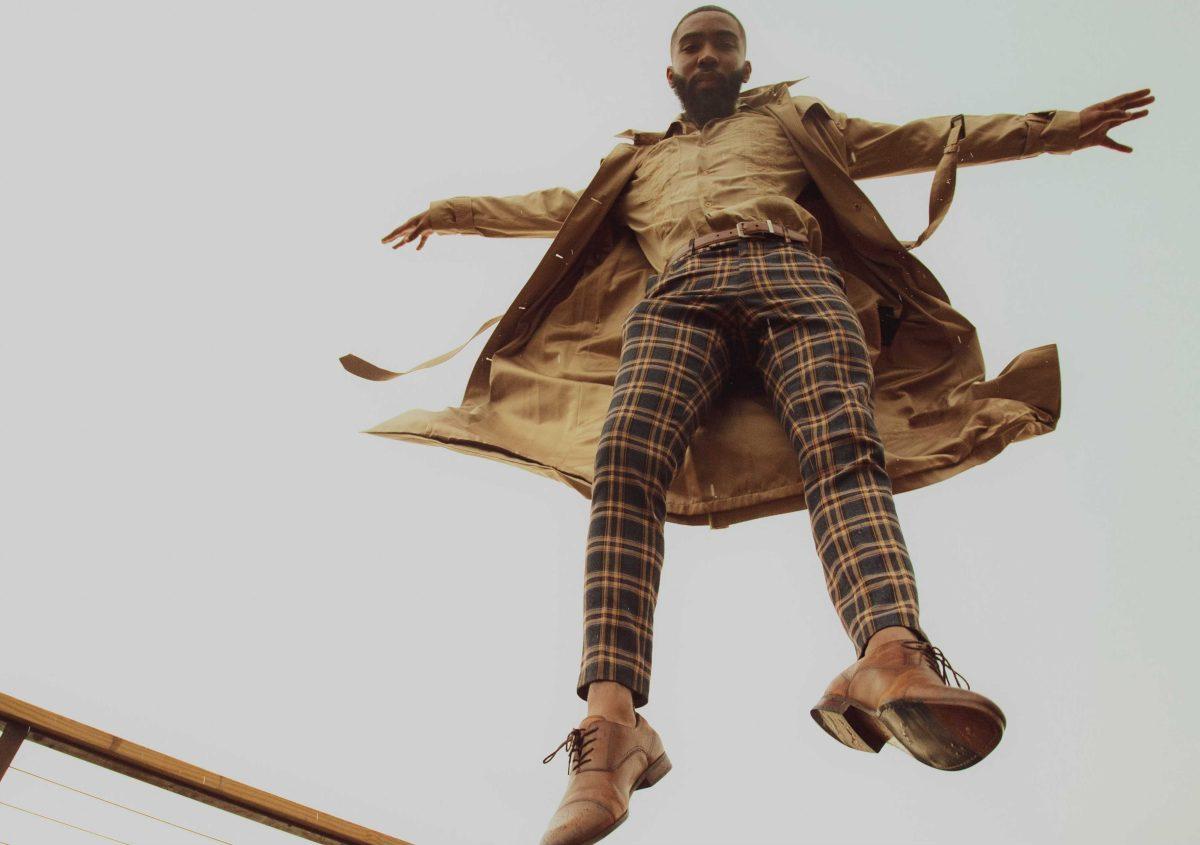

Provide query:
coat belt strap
left=900, top=114, right=965, bottom=251
left=340, top=314, right=503, bottom=381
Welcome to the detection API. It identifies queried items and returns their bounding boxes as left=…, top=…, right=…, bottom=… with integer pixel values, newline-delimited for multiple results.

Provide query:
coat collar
left=614, top=77, right=807, bottom=146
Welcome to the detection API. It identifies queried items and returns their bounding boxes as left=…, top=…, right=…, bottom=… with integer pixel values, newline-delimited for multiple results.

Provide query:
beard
left=670, top=67, right=745, bottom=128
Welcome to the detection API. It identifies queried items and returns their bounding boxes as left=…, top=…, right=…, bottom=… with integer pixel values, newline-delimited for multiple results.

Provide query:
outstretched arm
left=834, top=87, right=1152, bottom=181
left=837, top=109, right=1081, bottom=180
left=382, top=187, right=581, bottom=250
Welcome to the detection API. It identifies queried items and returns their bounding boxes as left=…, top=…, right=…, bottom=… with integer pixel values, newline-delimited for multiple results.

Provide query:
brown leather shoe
left=811, top=639, right=1005, bottom=771
left=539, top=713, right=672, bottom=845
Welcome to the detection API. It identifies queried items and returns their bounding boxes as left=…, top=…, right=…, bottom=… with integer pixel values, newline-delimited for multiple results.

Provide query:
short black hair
left=670, top=5, right=747, bottom=52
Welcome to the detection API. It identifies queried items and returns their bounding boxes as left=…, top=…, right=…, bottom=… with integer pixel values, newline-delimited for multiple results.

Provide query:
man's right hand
left=382, top=210, right=435, bottom=250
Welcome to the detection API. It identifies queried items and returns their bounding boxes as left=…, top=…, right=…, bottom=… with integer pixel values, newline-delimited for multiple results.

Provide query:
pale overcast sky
left=2, top=1, right=1196, bottom=844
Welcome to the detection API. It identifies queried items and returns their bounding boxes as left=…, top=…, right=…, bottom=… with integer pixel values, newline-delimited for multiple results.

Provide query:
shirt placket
left=654, top=140, right=686, bottom=268
left=690, top=128, right=713, bottom=237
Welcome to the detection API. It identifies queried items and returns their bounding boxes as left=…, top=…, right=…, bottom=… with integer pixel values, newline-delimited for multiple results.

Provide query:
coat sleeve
left=832, top=107, right=1082, bottom=180
left=426, top=187, right=582, bottom=237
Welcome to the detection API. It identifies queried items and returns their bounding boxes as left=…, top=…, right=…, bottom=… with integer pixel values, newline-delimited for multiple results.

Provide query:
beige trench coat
left=342, top=82, right=1081, bottom=528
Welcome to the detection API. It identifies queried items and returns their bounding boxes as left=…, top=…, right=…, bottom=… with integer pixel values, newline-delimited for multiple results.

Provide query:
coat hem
left=365, top=402, right=1055, bottom=529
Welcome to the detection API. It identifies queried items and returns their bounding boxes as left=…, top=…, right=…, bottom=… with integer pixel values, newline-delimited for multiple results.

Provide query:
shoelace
left=902, top=640, right=971, bottom=690
left=542, top=725, right=599, bottom=774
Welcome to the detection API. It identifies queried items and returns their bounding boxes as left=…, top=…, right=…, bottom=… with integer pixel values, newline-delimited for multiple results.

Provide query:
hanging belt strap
left=339, top=313, right=502, bottom=381
left=899, top=114, right=966, bottom=251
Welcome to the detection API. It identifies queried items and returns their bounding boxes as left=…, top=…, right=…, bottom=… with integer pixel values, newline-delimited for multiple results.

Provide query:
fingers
left=1098, top=135, right=1133, bottom=154
left=381, top=224, right=408, bottom=244
left=383, top=227, right=413, bottom=247
left=1100, top=107, right=1150, bottom=125
left=1105, top=87, right=1153, bottom=107
left=1100, top=97, right=1153, bottom=117
left=382, top=223, right=418, bottom=244
left=391, top=223, right=435, bottom=250
left=392, top=228, right=424, bottom=249
left=382, top=211, right=431, bottom=248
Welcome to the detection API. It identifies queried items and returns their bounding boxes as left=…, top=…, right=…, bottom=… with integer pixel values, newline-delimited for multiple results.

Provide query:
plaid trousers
left=576, top=235, right=929, bottom=709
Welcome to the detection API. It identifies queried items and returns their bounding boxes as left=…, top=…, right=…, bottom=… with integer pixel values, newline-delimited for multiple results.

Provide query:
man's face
left=667, top=10, right=750, bottom=127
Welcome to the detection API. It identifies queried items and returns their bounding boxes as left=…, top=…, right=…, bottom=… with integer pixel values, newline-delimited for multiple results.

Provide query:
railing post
left=0, top=720, right=31, bottom=783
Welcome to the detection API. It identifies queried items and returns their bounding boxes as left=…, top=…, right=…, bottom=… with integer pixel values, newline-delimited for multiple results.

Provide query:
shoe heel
left=635, top=752, right=672, bottom=790
left=810, top=695, right=889, bottom=753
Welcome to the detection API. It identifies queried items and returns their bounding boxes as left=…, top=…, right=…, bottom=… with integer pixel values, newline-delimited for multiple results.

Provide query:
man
left=361, top=6, right=1151, bottom=844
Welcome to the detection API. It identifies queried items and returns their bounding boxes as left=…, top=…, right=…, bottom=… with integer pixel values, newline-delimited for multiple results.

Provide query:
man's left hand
left=1078, top=88, right=1154, bottom=153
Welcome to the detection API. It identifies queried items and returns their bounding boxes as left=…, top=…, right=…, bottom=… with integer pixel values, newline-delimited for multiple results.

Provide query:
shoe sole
left=810, top=694, right=1004, bottom=771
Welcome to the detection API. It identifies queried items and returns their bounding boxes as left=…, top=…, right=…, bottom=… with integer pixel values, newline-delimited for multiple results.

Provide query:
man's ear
left=665, top=65, right=676, bottom=87
left=742, top=60, right=752, bottom=83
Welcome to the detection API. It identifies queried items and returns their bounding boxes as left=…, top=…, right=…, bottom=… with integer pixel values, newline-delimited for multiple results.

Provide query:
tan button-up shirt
left=616, top=81, right=818, bottom=272
left=427, top=78, right=1077, bottom=274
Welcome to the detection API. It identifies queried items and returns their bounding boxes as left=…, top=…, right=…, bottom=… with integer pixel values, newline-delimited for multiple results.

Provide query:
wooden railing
left=0, top=691, right=412, bottom=845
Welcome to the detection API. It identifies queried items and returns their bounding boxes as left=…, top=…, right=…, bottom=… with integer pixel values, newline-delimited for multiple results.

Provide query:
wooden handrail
left=0, top=691, right=412, bottom=845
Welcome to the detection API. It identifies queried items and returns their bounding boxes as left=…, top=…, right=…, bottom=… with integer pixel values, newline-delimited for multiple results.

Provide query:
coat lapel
left=461, top=143, right=642, bottom=406
left=764, top=97, right=913, bottom=310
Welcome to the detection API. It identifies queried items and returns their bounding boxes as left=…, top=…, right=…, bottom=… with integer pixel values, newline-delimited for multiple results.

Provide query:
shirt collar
left=615, top=77, right=807, bottom=146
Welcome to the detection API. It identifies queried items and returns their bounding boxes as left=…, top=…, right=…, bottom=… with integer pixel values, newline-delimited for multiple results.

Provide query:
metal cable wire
left=0, top=800, right=135, bottom=844
left=7, top=765, right=233, bottom=844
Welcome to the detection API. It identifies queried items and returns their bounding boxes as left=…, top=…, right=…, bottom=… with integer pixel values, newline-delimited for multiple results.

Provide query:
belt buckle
left=735, top=221, right=746, bottom=238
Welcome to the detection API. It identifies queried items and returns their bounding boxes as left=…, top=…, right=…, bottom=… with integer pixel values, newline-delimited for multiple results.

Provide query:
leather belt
left=667, top=219, right=808, bottom=268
